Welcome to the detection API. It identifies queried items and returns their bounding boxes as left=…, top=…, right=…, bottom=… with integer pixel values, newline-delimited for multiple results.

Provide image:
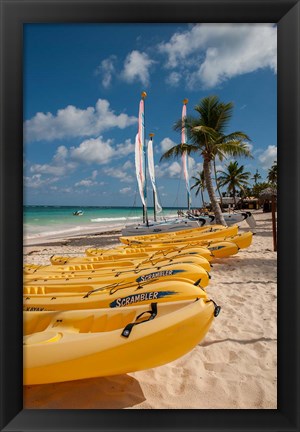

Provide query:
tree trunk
left=233, top=187, right=237, bottom=208
left=201, top=189, right=205, bottom=209
left=213, top=159, right=223, bottom=211
left=203, top=158, right=226, bottom=225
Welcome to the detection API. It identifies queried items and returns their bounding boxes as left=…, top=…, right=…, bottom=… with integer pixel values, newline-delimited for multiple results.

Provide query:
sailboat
left=122, top=94, right=201, bottom=236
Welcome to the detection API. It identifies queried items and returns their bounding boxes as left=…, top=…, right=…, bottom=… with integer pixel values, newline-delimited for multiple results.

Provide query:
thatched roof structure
left=259, top=187, right=277, bottom=199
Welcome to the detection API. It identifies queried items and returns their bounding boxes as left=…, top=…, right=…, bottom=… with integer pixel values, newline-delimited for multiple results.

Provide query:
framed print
left=0, top=0, right=299, bottom=431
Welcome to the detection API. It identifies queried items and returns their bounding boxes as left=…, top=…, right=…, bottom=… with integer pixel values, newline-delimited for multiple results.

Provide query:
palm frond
left=222, top=131, right=251, bottom=142
left=192, top=125, right=219, bottom=138
left=214, top=102, right=234, bottom=133
left=160, top=143, right=198, bottom=162
left=216, top=141, right=253, bottom=159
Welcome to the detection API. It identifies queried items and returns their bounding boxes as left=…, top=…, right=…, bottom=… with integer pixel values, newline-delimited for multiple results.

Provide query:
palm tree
left=217, top=161, right=251, bottom=207
left=191, top=170, right=206, bottom=209
left=267, top=161, right=277, bottom=186
left=161, top=95, right=252, bottom=224
left=252, top=169, right=262, bottom=185
left=213, top=158, right=224, bottom=210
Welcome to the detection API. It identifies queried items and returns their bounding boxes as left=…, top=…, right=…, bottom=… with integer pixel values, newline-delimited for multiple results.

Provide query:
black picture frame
left=0, top=0, right=299, bottom=431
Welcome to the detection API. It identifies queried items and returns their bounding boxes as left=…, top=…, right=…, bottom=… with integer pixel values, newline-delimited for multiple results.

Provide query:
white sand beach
left=23, top=211, right=277, bottom=409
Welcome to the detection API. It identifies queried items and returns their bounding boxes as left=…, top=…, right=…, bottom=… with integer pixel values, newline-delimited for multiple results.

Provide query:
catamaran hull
left=188, top=212, right=256, bottom=230
left=122, top=219, right=201, bottom=236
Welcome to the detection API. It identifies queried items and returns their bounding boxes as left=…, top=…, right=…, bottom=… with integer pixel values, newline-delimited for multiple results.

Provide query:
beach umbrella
left=259, top=187, right=277, bottom=251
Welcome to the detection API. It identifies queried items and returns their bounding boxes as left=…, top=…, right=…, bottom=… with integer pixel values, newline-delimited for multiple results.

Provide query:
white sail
left=135, top=133, right=146, bottom=207
left=147, top=138, right=162, bottom=213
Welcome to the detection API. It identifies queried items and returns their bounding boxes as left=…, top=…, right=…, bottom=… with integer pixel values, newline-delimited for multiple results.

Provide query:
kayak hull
left=23, top=299, right=215, bottom=385
left=23, top=280, right=207, bottom=311
left=23, top=263, right=210, bottom=293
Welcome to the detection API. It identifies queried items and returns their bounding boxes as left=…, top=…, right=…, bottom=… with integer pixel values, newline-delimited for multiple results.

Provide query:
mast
left=149, top=133, right=157, bottom=221
left=141, top=91, right=148, bottom=225
left=182, top=98, right=191, bottom=210
left=135, top=92, right=148, bottom=224
left=147, top=132, right=162, bottom=222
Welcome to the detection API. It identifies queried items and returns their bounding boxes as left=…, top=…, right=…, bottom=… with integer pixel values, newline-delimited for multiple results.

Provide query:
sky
left=23, top=23, right=277, bottom=207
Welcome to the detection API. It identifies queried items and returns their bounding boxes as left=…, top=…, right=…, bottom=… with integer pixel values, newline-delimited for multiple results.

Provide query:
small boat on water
left=73, top=210, right=83, bottom=216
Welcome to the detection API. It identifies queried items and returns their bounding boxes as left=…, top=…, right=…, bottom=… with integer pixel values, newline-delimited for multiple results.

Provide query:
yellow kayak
left=170, top=232, right=253, bottom=251
left=120, top=225, right=238, bottom=245
left=85, top=244, right=214, bottom=260
left=23, top=279, right=207, bottom=311
left=24, top=262, right=210, bottom=289
left=24, top=252, right=212, bottom=275
left=49, top=246, right=213, bottom=266
left=85, top=240, right=239, bottom=260
left=224, top=231, right=253, bottom=249
left=205, top=241, right=239, bottom=258
left=23, top=298, right=220, bottom=385
left=24, top=254, right=211, bottom=279
left=119, top=224, right=227, bottom=242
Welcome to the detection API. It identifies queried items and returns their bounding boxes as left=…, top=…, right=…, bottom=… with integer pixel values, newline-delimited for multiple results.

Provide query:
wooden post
left=271, top=194, right=277, bottom=251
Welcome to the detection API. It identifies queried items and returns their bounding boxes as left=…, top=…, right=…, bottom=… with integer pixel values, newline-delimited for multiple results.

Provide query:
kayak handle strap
left=121, top=303, right=158, bottom=338
left=206, top=299, right=221, bottom=317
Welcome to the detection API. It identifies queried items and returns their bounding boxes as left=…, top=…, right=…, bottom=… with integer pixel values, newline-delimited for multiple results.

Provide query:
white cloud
left=166, top=71, right=181, bottom=86
left=116, top=139, right=135, bottom=157
left=30, top=145, right=77, bottom=176
left=60, top=187, right=73, bottom=194
left=245, top=143, right=254, bottom=152
left=156, top=161, right=182, bottom=179
left=24, top=99, right=137, bottom=142
left=74, top=179, right=97, bottom=187
left=96, top=55, right=117, bottom=88
left=70, top=137, right=135, bottom=165
left=70, top=137, right=115, bottom=165
left=189, top=159, right=203, bottom=177
left=160, top=137, right=176, bottom=153
left=24, top=174, right=59, bottom=189
left=123, top=160, right=133, bottom=170
left=28, top=137, right=135, bottom=189
left=30, top=164, right=65, bottom=176
left=122, top=50, right=155, bottom=86
left=215, top=164, right=224, bottom=173
left=120, top=187, right=132, bottom=194
left=104, top=161, right=135, bottom=183
left=156, top=156, right=202, bottom=181
left=74, top=170, right=105, bottom=188
left=158, top=24, right=277, bottom=88
left=258, top=145, right=277, bottom=169
left=168, top=161, right=182, bottom=177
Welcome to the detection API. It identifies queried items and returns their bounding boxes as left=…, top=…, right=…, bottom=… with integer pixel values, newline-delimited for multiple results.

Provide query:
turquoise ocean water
left=24, top=206, right=179, bottom=239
